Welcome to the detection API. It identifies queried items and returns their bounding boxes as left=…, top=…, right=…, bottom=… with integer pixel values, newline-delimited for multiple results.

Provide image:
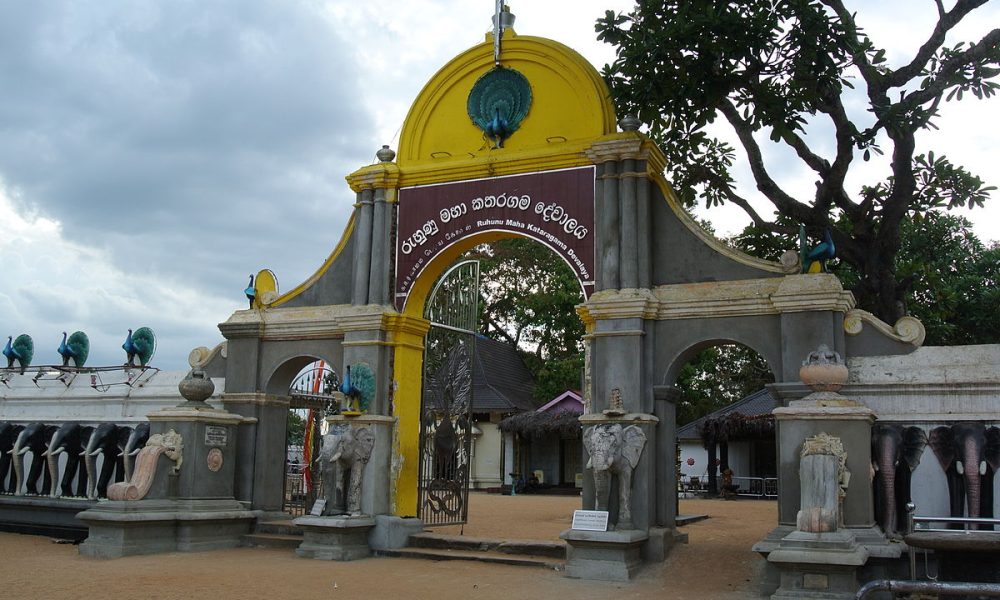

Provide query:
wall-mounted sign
left=395, top=166, right=596, bottom=310
left=571, top=509, right=609, bottom=531
left=204, top=426, right=228, bottom=447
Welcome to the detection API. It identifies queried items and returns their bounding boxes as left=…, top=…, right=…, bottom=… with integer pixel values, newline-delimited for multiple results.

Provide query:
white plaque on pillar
left=572, top=510, right=609, bottom=531
left=310, top=499, right=326, bottom=516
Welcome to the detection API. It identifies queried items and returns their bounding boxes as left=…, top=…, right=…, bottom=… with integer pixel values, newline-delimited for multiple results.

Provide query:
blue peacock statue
left=122, top=327, right=157, bottom=367
left=57, top=331, right=89, bottom=368
left=340, top=363, right=375, bottom=414
left=3, top=334, right=34, bottom=374
left=800, top=227, right=836, bottom=273
left=244, top=275, right=256, bottom=309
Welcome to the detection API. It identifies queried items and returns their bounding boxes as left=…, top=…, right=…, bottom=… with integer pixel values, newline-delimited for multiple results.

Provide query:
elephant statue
left=85, top=423, right=120, bottom=499
left=318, top=425, right=375, bottom=516
left=43, top=422, right=93, bottom=498
left=1, top=422, right=24, bottom=494
left=120, top=422, right=150, bottom=481
left=11, top=422, right=56, bottom=496
left=583, top=423, right=647, bottom=530
left=871, top=423, right=927, bottom=537
left=929, top=423, right=1000, bottom=529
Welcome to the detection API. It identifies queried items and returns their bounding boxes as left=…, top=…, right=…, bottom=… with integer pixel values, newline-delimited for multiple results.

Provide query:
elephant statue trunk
left=44, top=446, right=63, bottom=498
left=874, top=436, right=898, bottom=532
left=959, top=434, right=985, bottom=521
left=11, top=430, right=27, bottom=496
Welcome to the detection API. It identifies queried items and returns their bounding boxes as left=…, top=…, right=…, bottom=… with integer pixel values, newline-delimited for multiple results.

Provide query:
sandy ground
left=0, top=494, right=776, bottom=600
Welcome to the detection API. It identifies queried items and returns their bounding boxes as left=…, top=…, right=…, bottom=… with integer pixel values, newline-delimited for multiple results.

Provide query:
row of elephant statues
left=0, top=421, right=150, bottom=500
left=872, top=421, right=1000, bottom=536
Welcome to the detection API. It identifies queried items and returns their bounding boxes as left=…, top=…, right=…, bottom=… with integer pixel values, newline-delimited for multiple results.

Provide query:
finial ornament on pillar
left=492, top=2, right=515, bottom=66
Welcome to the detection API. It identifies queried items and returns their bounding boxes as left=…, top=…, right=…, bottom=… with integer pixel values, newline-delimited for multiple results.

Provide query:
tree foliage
left=597, top=0, right=999, bottom=323
left=728, top=211, right=1000, bottom=345
left=675, top=344, right=774, bottom=426
left=463, top=238, right=586, bottom=402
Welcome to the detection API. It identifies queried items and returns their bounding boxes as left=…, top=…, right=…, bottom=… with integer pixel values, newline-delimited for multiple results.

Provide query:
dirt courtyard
left=0, top=494, right=776, bottom=600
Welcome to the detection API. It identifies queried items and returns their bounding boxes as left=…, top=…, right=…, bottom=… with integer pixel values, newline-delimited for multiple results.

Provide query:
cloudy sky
left=1, top=1, right=998, bottom=372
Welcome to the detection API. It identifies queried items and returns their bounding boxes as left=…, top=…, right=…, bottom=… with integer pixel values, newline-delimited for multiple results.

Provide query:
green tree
left=728, top=212, right=1000, bottom=346
left=463, top=238, right=586, bottom=402
left=675, top=344, right=775, bottom=426
left=597, top=1, right=999, bottom=324
left=287, top=410, right=305, bottom=445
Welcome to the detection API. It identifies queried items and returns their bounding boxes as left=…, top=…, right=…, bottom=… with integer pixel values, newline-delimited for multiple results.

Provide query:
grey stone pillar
left=653, top=386, right=680, bottom=528
left=619, top=158, right=638, bottom=289
left=636, top=171, right=651, bottom=289
left=352, top=189, right=374, bottom=305
left=221, top=393, right=290, bottom=513
left=368, top=187, right=389, bottom=305
left=600, top=161, right=620, bottom=290
left=593, top=166, right=606, bottom=289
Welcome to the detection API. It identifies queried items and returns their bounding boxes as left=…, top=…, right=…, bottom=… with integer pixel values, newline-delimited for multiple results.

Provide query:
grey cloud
left=0, top=1, right=371, bottom=305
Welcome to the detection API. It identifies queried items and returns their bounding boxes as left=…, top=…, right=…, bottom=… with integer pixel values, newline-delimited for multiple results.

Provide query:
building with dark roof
left=677, top=388, right=779, bottom=496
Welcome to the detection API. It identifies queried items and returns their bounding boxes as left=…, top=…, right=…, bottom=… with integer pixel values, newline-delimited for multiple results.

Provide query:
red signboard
left=395, top=167, right=596, bottom=310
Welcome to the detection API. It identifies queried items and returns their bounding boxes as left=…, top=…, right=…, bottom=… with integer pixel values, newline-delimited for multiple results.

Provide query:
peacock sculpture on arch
left=57, top=331, right=89, bottom=368
left=122, top=327, right=157, bottom=367
left=3, top=334, right=34, bottom=374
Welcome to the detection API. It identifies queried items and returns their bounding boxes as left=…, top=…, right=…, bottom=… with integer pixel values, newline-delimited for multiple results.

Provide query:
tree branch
left=898, top=27, right=1000, bottom=108
left=718, top=101, right=816, bottom=223
left=885, top=0, right=989, bottom=89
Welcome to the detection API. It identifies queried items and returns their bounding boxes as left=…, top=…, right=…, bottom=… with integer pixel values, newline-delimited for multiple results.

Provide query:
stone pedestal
left=561, top=528, right=648, bottom=581
left=773, top=400, right=876, bottom=529
left=767, top=530, right=869, bottom=599
left=294, top=515, right=376, bottom=561
left=324, top=414, right=395, bottom=517
left=77, top=372, right=256, bottom=558
left=78, top=498, right=258, bottom=558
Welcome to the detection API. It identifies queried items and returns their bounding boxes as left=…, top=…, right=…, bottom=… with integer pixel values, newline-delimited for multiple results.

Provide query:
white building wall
left=470, top=422, right=503, bottom=489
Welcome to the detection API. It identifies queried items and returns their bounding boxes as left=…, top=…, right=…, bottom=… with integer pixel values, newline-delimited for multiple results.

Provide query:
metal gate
left=418, top=260, right=479, bottom=526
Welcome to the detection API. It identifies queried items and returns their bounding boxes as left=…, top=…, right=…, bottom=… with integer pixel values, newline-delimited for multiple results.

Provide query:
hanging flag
left=301, top=360, right=325, bottom=493
left=303, top=409, right=315, bottom=492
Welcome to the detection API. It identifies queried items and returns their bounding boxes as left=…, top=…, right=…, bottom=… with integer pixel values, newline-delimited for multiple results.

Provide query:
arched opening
left=670, top=341, right=777, bottom=499
left=264, top=356, right=342, bottom=516
left=407, top=232, right=588, bottom=535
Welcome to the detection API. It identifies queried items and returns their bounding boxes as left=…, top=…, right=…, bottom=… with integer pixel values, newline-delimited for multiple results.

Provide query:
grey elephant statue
left=871, top=423, right=927, bottom=537
left=929, top=423, right=1000, bottom=528
left=11, top=422, right=56, bottom=496
left=583, top=423, right=647, bottom=530
left=318, top=425, right=375, bottom=516
left=85, top=422, right=120, bottom=499
left=0, top=422, right=25, bottom=494
left=44, top=421, right=93, bottom=498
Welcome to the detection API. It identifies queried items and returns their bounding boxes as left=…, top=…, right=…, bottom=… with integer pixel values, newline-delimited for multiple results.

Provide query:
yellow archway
left=384, top=30, right=618, bottom=515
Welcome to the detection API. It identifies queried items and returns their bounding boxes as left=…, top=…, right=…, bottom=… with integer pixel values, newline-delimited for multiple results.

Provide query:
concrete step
left=409, top=532, right=566, bottom=559
left=253, top=519, right=301, bottom=536
left=241, top=532, right=302, bottom=550
left=382, top=546, right=564, bottom=570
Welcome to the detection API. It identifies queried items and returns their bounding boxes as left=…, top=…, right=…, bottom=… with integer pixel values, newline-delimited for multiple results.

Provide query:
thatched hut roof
left=698, top=412, right=775, bottom=448
left=498, top=409, right=581, bottom=438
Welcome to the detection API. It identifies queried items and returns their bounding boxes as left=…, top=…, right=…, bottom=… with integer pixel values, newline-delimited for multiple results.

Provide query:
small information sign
left=204, top=426, right=228, bottom=447
left=572, top=510, right=609, bottom=531
left=310, top=499, right=326, bottom=516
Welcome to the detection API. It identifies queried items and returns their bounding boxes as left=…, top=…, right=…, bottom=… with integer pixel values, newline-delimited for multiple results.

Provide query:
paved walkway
left=0, top=495, right=776, bottom=599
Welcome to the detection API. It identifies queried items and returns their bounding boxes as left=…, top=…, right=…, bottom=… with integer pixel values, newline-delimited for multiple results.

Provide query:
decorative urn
left=178, top=369, right=215, bottom=409
left=799, top=345, right=849, bottom=393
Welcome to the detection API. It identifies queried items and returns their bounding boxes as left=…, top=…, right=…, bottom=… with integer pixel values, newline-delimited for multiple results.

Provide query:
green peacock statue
left=3, top=334, right=34, bottom=374
left=122, top=327, right=157, bottom=367
left=57, top=331, right=89, bottom=368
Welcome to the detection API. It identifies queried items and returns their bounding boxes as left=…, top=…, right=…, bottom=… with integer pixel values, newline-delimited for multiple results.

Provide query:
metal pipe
left=906, top=502, right=916, bottom=580
left=856, top=580, right=1000, bottom=599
